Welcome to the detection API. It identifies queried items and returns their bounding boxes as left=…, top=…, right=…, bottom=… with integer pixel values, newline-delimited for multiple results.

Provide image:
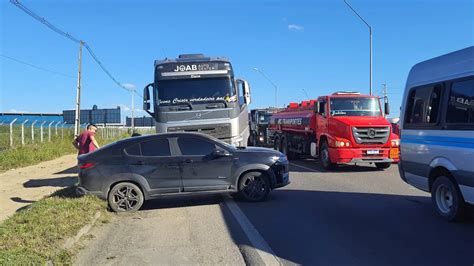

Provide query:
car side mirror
left=211, top=148, right=231, bottom=158
left=385, top=102, right=390, bottom=115
left=314, top=102, right=320, bottom=113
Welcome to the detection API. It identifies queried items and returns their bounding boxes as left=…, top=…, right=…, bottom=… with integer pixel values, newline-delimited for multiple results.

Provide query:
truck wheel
left=431, top=176, right=466, bottom=222
left=375, top=162, right=391, bottom=169
left=320, top=141, right=334, bottom=170
left=281, top=138, right=296, bottom=160
left=274, top=137, right=281, bottom=151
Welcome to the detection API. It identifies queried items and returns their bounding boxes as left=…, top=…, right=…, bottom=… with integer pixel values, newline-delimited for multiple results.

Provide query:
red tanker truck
left=268, top=91, right=400, bottom=170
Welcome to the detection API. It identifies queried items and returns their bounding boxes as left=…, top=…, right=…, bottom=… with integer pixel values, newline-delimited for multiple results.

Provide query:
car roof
left=406, top=46, right=474, bottom=88
left=119, top=132, right=216, bottom=144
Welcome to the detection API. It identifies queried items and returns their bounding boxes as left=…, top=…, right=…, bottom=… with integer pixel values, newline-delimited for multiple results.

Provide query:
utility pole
left=344, top=0, right=373, bottom=95
left=131, top=89, right=135, bottom=131
left=74, top=41, right=83, bottom=136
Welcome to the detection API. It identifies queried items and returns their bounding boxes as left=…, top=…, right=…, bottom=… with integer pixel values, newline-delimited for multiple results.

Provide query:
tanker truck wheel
left=274, top=137, right=281, bottom=151
left=320, top=141, right=335, bottom=170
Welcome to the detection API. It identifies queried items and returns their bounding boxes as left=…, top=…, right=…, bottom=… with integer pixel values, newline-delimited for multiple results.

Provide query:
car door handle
left=184, top=159, right=193, bottom=164
left=165, top=165, right=180, bottom=169
left=131, top=161, right=145, bottom=165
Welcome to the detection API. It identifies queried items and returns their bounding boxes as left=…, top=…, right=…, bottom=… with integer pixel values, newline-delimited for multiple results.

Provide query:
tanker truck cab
left=142, top=54, right=251, bottom=147
left=269, top=91, right=400, bottom=170
left=315, top=92, right=399, bottom=169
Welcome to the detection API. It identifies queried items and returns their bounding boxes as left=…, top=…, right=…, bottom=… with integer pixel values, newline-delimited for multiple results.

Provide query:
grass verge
left=0, top=133, right=129, bottom=172
left=0, top=186, right=109, bottom=264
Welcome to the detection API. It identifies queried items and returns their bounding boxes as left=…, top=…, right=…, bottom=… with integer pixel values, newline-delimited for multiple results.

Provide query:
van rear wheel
left=431, top=176, right=466, bottom=222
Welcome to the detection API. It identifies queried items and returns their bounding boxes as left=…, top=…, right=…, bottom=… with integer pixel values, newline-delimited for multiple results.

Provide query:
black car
left=76, top=132, right=290, bottom=212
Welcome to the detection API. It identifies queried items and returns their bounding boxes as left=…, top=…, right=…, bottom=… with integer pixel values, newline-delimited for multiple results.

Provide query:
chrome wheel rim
left=241, top=175, right=267, bottom=200
left=113, top=185, right=140, bottom=211
left=435, top=184, right=454, bottom=214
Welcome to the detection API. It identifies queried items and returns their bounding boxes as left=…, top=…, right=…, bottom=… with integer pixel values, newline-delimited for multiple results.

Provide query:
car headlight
left=259, top=136, right=265, bottom=142
left=271, top=154, right=287, bottom=162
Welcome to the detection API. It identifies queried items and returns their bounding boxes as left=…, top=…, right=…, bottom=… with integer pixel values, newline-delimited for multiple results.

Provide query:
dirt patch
left=0, top=154, right=78, bottom=222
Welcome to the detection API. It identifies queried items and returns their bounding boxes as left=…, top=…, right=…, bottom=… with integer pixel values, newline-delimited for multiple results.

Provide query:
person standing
left=73, top=124, right=100, bottom=155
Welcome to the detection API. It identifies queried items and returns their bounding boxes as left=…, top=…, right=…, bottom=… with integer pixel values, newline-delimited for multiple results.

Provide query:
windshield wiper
left=170, top=102, right=193, bottom=111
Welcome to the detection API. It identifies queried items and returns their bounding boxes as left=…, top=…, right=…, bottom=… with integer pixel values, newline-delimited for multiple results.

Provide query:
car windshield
left=330, top=97, right=381, bottom=116
left=157, top=77, right=236, bottom=105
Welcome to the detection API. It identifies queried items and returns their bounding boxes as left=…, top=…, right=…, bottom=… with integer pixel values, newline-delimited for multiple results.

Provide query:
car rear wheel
left=108, top=182, right=144, bottom=212
left=237, top=171, right=270, bottom=202
left=375, top=162, right=391, bottom=169
left=431, top=176, right=466, bottom=222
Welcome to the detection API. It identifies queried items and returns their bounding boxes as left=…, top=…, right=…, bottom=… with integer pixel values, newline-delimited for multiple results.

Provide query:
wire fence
left=0, top=119, right=155, bottom=152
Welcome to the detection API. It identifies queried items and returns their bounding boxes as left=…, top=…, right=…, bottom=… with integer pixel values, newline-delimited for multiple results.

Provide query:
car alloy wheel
left=108, top=182, right=144, bottom=212
left=238, top=172, right=270, bottom=202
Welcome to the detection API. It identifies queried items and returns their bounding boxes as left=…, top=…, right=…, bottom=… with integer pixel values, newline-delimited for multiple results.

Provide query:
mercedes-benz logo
left=367, top=128, right=376, bottom=139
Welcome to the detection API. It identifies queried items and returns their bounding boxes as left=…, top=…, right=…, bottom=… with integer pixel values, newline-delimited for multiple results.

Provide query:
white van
left=399, top=46, right=474, bottom=221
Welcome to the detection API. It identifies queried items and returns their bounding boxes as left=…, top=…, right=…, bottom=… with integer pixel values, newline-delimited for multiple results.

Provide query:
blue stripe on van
left=401, top=135, right=474, bottom=149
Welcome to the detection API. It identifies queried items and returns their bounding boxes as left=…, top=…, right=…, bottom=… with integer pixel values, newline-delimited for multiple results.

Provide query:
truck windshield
left=330, top=97, right=381, bottom=116
left=259, top=113, right=273, bottom=124
left=157, top=77, right=235, bottom=105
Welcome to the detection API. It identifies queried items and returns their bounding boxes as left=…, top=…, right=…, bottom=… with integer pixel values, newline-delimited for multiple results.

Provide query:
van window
left=404, top=84, right=442, bottom=127
left=446, top=79, right=474, bottom=124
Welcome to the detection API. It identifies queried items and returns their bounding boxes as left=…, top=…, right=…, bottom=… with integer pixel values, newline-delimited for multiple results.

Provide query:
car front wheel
left=237, top=171, right=270, bottom=202
left=431, top=176, right=466, bottom=222
left=108, top=182, right=144, bottom=212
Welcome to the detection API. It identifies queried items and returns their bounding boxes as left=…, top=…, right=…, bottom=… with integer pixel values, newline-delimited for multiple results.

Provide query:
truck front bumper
left=329, top=147, right=400, bottom=164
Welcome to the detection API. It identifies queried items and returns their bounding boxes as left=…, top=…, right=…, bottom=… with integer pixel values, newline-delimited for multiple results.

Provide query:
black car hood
left=235, top=146, right=281, bottom=156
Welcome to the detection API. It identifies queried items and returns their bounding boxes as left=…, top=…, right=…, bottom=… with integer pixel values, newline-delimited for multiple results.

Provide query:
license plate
left=390, top=148, right=399, bottom=159
left=367, top=150, right=379, bottom=155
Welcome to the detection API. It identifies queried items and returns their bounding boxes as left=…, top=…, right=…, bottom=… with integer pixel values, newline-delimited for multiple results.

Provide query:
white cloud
left=288, top=24, right=304, bottom=32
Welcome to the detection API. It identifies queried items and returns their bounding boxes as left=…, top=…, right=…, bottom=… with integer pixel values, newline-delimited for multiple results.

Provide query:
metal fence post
left=31, top=120, right=37, bottom=143
left=9, top=118, right=18, bottom=147
left=21, top=120, right=28, bottom=146
left=40, top=121, right=46, bottom=143
left=48, top=121, right=54, bottom=142
left=61, top=122, right=67, bottom=139
left=55, top=121, right=61, bottom=136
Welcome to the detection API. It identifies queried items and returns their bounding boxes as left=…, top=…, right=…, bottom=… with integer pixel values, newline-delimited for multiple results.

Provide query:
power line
left=9, top=0, right=140, bottom=98
left=1, top=54, right=75, bottom=78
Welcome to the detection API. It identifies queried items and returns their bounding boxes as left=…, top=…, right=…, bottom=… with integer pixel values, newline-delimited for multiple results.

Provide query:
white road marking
left=224, top=198, right=281, bottom=265
left=290, top=162, right=319, bottom=172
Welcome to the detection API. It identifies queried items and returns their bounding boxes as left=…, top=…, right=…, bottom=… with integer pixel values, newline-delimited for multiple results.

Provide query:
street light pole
left=253, top=68, right=278, bottom=107
left=344, top=0, right=372, bottom=95
left=74, top=40, right=83, bottom=136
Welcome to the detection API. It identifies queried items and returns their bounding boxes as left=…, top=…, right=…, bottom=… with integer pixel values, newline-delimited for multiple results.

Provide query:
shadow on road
left=23, top=176, right=77, bottom=188
left=10, top=197, right=36, bottom=203
left=290, top=158, right=391, bottom=173
left=140, top=193, right=224, bottom=211
left=228, top=189, right=474, bottom=266
left=54, top=166, right=78, bottom=175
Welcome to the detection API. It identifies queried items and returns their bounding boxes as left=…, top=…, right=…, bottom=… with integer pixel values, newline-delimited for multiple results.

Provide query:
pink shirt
left=77, top=130, right=96, bottom=155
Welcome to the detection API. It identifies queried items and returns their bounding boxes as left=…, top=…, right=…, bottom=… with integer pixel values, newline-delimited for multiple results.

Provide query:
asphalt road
left=74, top=159, right=474, bottom=265
left=236, top=159, right=474, bottom=265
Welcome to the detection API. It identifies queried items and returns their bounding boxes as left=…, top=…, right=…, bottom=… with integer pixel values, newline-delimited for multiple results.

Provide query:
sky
left=1, top=0, right=473, bottom=118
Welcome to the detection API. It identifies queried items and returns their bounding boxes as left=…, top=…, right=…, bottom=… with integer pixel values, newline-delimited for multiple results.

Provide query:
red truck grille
left=352, top=127, right=390, bottom=144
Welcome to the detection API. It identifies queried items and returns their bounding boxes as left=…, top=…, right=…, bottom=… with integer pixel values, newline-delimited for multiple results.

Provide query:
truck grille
left=167, top=124, right=231, bottom=139
left=352, top=127, right=390, bottom=144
